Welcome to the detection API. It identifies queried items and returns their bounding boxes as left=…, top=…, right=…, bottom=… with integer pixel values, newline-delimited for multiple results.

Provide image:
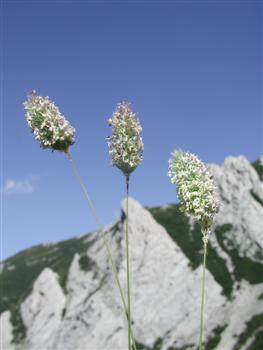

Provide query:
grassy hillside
left=0, top=233, right=96, bottom=342
left=1, top=233, right=96, bottom=314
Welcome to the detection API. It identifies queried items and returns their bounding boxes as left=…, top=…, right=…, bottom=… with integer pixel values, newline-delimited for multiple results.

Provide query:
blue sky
left=1, top=0, right=262, bottom=259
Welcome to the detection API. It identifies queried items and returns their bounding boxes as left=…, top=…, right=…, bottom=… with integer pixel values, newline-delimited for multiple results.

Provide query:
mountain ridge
left=1, top=155, right=263, bottom=350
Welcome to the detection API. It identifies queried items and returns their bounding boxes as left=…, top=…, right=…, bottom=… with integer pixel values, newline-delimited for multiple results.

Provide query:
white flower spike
left=107, top=101, right=144, bottom=177
left=168, top=149, right=219, bottom=233
left=168, top=149, right=220, bottom=350
left=24, top=90, right=75, bottom=153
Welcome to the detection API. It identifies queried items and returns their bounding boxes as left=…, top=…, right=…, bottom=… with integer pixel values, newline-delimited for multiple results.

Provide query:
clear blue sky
left=1, top=0, right=262, bottom=259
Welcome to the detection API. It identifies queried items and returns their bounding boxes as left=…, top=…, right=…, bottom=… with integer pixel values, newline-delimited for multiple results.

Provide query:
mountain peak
left=121, top=196, right=143, bottom=216
left=1, top=155, right=263, bottom=350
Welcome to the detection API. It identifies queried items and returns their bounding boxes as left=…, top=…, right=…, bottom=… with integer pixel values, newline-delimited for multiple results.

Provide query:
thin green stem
left=199, top=239, right=208, bottom=350
left=125, top=175, right=132, bottom=350
left=66, top=151, right=136, bottom=350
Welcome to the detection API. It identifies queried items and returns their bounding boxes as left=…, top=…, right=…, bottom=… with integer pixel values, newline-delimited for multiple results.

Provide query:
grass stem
left=125, top=175, right=132, bottom=350
left=66, top=151, right=136, bottom=350
left=199, top=239, right=208, bottom=350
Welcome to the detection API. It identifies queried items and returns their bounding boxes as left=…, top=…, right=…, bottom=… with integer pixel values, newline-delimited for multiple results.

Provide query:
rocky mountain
left=1, top=155, right=263, bottom=350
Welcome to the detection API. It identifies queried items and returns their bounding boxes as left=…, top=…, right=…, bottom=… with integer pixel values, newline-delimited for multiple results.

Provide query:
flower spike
left=168, top=149, right=219, bottom=232
left=107, top=101, right=144, bottom=176
left=24, top=90, right=75, bottom=153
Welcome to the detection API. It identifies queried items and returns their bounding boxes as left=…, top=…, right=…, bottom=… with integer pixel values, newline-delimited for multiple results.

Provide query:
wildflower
left=168, top=149, right=219, bottom=350
left=168, top=150, right=219, bottom=233
left=106, top=101, right=144, bottom=177
left=107, top=101, right=143, bottom=350
left=24, top=90, right=75, bottom=153
left=25, top=90, right=137, bottom=349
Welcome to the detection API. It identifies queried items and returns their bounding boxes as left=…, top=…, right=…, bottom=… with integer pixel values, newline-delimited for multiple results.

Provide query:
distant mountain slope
left=1, top=155, right=263, bottom=350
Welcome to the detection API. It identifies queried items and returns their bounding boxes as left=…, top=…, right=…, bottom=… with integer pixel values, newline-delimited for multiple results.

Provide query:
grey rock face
left=20, top=268, right=66, bottom=350
left=210, top=156, right=263, bottom=260
left=1, top=155, right=262, bottom=350
left=1, top=311, right=15, bottom=350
